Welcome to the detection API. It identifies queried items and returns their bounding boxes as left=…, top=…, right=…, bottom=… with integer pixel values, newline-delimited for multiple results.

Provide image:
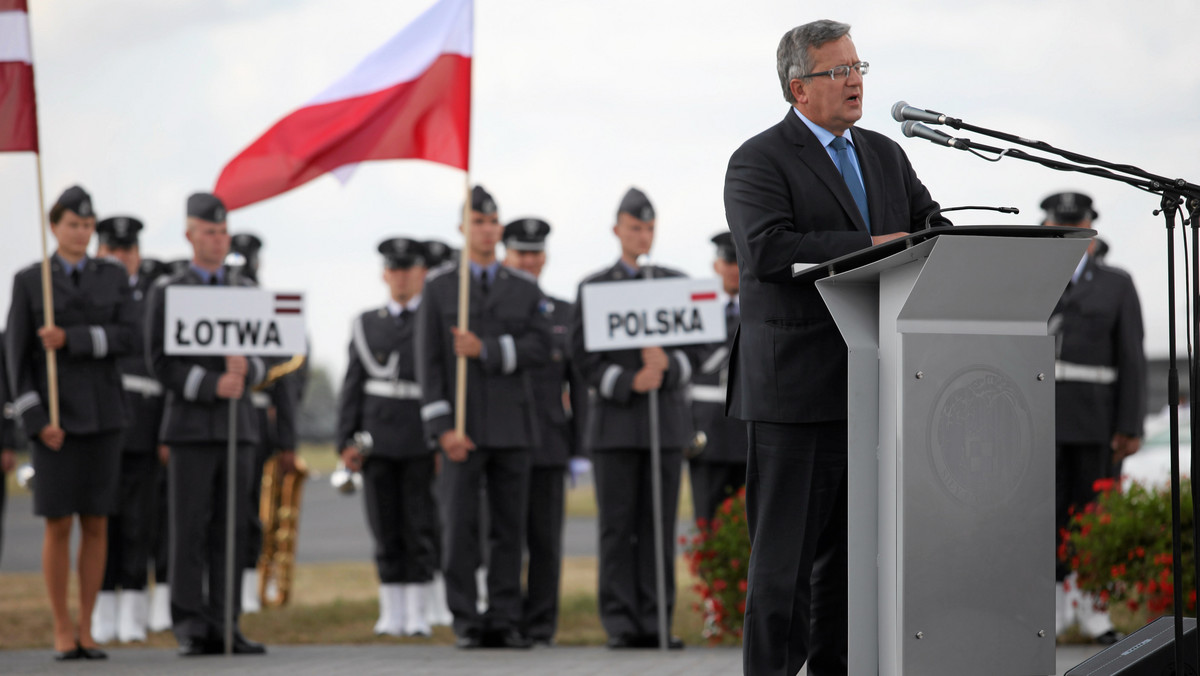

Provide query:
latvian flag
left=214, top=0, right=472, bottom=211
left=0, top=0, right=38, bottom=152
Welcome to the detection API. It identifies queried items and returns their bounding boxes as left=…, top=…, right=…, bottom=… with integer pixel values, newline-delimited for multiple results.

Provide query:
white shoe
left=117, top=590, right=148, bottom=643
left=403, top=584, right=431, bottom=637
left=241, top=569, right=261, bottom=614
left=426, top=574, right=453, bottom=626
left=475, top=566, right=489, bottom=615
left=374, top=584, right=406, bottom=636
left=91, top=591, right=118, bottom=644
left=148, top=584, right=172, bottom=632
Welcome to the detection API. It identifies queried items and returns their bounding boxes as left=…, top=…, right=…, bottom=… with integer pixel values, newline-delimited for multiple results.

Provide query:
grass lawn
left=0, top=557, right=722, bottom=651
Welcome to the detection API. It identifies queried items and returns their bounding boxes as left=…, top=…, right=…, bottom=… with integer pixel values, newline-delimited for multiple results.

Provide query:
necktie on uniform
left=829, top=135, right=870, bottom=233
left=70, top=269, right=81, bottom=287
left=209, top=274, right=219, bottom=286
left=479, top=269, right=490, bottom=296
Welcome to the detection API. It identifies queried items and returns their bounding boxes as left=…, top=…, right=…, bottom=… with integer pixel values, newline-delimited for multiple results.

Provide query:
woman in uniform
left=5, top=186, right=138, bottom=660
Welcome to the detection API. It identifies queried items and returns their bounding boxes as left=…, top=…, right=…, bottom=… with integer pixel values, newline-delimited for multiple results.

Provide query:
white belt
left=251, top=391, right=271, bottom=408
left=690, top=384, right=727, bottom=404
left=122, top=374, right=163, bottom=397
left=364, top=379, right=423, bottom=400
left=1055, top=361, right=1118, bottom=385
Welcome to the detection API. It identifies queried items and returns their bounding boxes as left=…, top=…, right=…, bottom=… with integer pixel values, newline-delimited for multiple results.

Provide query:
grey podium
left=794, top=226, right=1093, bottom=676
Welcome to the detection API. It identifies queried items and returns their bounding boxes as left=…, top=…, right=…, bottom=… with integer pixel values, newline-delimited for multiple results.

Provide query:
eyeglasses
left=798, top=61, right=869, bottom=81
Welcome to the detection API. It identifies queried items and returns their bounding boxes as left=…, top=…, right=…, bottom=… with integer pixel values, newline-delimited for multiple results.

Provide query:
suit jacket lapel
left=784, top=111, right=868, bottom=233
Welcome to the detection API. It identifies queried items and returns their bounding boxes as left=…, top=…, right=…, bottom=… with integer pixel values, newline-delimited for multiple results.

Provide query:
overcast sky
left=2, top=0, right=1198, bottom=383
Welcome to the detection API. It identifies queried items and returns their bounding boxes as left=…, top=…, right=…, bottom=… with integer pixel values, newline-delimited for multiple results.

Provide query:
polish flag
left=214, top=0, right=471, bottom=211
left=0, top=0, right=38, bottom=153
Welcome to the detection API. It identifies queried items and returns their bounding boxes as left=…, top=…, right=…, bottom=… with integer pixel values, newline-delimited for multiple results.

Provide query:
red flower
left=1093, top=478, right=1116, bottom=493
left=738, top=579, right=747, bottom=593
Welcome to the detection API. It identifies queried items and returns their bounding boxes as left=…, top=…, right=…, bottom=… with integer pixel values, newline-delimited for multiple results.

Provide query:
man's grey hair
left=777, top=20, right=852, bottom=103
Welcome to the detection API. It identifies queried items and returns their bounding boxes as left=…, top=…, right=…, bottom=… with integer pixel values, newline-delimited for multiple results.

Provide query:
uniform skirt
left=32, top=430, right=122, bottom=518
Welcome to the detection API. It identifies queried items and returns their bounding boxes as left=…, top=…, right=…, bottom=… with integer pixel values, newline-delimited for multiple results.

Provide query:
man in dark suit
left=1044, top=192, right=1146, bottom=643
left=569, top=188, right=702, bottom=650
left=415, top=186, right=551, bottom=649
left=688, top=232, right=746, bottom=523
left=501, top=217, right=586, bottom=645
left=723, top=20, right=945, bottom=676
left=144, top=193, right=269, bottom=656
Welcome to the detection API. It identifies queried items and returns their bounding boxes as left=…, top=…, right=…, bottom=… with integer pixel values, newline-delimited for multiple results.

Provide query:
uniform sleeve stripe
left=499, top=334, right=517, bottom=375
left=421, top=400, right=451, bottom=422
left=673, top=350, right=693, bottom=384
left=12, top=391, right=40, bottom=415
left=599, top=364, right=622, bottom=399
left=183, top=365, right=206, bottom=401
left=90, top=326, right=108, bottom=358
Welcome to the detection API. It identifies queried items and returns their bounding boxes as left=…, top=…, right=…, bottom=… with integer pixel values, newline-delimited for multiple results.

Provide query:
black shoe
left=488, top=629, right=532, bottom=649
left=606, top=634, right=639, bottom=649
left=76, top=643, right=108, bottom=660
left=53, top=646, right=83, bottom=661
left=232, top=633, right=267, bottom=655
left=178, top=638, right=218, bottom=657
left=455, top=631, right=484, bottom=649
left=637, top=634, right=685, bottom=650
left=1095, top=630, right=1126, bottom=646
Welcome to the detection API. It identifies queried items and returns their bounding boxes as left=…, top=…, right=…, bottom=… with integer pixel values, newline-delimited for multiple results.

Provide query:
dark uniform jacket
left=690, top=298, right=746, bottom=464
left=529, top=294, right=586, bottom=468
left=0, top=332, right=17, bottom=449
left=569, top=261, right=702, bottom=452
left=723, top=110, right=945, bottom=423
left=144, top=266, right=267, bottom=445
left=118, top=268, right=166, bottom=452
left=415, top=262, right=551, bottom=448
left=338, top=304, right=427, bottom=458
left=6, top=256, right=138, bottom=436
left=1051, top=254, right=1146, bottom=443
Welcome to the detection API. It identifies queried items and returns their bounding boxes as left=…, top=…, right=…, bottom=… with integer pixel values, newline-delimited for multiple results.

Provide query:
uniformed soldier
left=501, top=217, right=586, bottom=645
left=228, top=232, right=300, bottom=615
left=688, top=232, right=747, bottom=523
left=568, top=187, right=701, bottom=649
left=337, top=237, right=439, bottom=638
left=144, top=193, right=269, bottom=656
left=89, top=217, right=170, bottom=645
left=1043, top=192, right=1147, bottom=643
left=6, top=185, right=139, bottom=661
left=415, top=185, right=551, bottom=649
left=0, top=332, right=18, bottom=568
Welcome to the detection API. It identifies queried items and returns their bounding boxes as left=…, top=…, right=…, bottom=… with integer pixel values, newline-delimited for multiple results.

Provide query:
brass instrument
left=257, top=454, right=309, bottom=607
left=255, top=354, right=307, bottom=391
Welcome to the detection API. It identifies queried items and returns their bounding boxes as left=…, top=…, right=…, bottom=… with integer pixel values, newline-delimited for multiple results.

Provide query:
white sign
left=165, top=287, right=307, bottom=356
left=581, top=277, right=725, bottom=352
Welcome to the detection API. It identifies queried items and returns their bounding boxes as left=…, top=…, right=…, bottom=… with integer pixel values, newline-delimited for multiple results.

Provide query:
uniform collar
left=387, top=294, right=422, bottom=316
left=54, top=253, right=88, bottom=274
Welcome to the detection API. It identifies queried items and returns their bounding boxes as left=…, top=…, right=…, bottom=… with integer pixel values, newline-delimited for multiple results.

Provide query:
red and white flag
left=0, top=0, right=38, bottom=152
left=214, top=0, right=472, bottom=211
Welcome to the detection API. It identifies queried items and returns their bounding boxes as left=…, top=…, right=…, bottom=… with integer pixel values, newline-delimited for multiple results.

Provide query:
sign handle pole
left=34, top=153, right=59, bottom=430
left=225, top=397, right=237, bottom=656
left=454, top=176, right=471, bottom=437
left=648, top=388, right=669, bottom=651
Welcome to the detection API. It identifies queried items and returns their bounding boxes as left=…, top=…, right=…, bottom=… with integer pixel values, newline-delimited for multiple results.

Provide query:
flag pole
left=455, top=175, right=471, bottom=436
left=32, top=125, right=59, bottom=431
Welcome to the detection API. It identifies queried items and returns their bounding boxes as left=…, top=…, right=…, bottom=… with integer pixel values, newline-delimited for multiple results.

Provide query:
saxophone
left=257, top=453, right=309, bottom=607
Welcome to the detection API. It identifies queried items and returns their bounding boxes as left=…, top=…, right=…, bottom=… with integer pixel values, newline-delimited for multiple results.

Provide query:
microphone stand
left=904, top=122, right=1200, bottom=672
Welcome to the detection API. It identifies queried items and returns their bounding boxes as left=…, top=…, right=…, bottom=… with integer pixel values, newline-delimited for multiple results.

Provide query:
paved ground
left=0, top=643, right=1105, bottom=675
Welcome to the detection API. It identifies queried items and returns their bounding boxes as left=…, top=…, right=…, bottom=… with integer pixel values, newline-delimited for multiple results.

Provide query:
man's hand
left=158, top=445, right=170, bottom=466
left=225, top=355, right=248, bottom=377
left=37, top=326, right=66, bottom=351
left=632, top=366, right=664, bottom=393
left=39, top=424, right=65, bottom=451
left=1, top=449, right=15, bottom=474
left=1112, top=433, right=1142, bottom=464
left=276, top=449, right=297, bottom=475
left=871, top=232, right=909, bottom=246
left=340, top=446, right=363, bottom=473
left=216, top=372, right=245, bottom=399
left=451, top=327, right=483, bottom=359
left=641, top=346, right=669, bottom=372
left=439, top=430, right=476, bottom=463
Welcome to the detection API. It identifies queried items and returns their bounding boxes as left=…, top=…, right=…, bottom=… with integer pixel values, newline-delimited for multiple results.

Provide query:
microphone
left=902, top=121, right=968, bottom=150
left=891, top=101, right=961, bottom=126
left=923, top=205, right=1020, bottom=231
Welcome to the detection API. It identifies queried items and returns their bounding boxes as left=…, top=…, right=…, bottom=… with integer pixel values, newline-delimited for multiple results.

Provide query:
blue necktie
left=830, top=135, right=870, bottom=233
